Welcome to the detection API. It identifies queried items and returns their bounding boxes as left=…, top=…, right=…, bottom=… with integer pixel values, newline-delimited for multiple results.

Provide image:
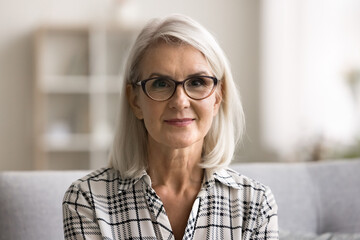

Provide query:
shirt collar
left=117, top=168, right=243, bottom=192
left=117, top=170, right=148, bottom=192
left=203, top=168, right=243, bottom=191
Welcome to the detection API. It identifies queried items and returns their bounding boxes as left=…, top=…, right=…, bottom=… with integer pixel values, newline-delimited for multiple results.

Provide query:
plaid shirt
left=63, top=168, right=278, bottom=240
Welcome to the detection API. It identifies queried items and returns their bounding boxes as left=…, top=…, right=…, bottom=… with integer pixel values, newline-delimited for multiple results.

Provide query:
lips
left=164, top=118, right=195, bottom=126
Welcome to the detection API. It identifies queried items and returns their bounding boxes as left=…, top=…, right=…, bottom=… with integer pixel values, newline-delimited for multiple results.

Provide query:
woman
left=63, top=14, right=278, bottom=240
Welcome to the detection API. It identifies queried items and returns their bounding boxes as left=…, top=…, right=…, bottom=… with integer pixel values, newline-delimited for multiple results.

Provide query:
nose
left=168, top=84, right=190, bottom=110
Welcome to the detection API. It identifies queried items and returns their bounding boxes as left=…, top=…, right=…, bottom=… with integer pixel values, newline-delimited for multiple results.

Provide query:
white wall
left=0, top=0, right=262, bottom=170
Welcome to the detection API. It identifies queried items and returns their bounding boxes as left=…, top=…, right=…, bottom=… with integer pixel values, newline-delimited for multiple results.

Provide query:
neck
left=146, top=138, right=204, bottom=193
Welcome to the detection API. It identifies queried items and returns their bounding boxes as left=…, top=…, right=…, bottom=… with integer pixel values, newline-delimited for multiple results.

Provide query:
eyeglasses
left=135, top=75, right=218, bottom=101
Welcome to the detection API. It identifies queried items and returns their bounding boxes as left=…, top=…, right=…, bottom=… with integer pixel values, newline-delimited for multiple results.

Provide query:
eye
left=186, top=77, right=209, bottom=88
left=150, top=78, right=172, bottom=89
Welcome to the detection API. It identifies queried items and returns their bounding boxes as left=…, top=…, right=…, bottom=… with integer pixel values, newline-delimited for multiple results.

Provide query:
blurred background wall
left=261, top=0, right=360, bottom=161
left=0, top=0, right=359, bottom=171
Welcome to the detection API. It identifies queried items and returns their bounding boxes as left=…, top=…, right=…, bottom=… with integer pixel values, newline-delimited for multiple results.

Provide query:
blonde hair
left=109, top=14, right=245, bottom=178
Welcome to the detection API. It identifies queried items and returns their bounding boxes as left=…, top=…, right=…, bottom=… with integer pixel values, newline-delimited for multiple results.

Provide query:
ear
left=212, top=86, right=222, bottom=117
left=126, top=84, right=144, bottom=119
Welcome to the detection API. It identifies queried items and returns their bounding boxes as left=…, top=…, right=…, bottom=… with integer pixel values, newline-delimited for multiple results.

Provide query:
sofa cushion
left=280, top=229, right=360, bottom=240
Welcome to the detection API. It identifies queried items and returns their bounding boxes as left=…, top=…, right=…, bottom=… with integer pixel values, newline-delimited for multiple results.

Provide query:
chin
left=165, top=141, right=193, bottom=149
left=164, top=137, right=203, bottom=149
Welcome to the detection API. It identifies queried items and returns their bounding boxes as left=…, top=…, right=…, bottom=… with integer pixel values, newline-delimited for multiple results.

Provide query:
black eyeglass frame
left=135, top=76, right=219, bottom=101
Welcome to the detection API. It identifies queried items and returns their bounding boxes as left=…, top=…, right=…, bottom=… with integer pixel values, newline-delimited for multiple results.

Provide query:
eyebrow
left=147, top=71, right=211, bottom=79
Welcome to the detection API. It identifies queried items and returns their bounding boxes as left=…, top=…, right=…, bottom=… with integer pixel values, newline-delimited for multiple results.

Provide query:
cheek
left=204, top=96, right=218, bottom=116
left=141, top=106, right=154, bottom=123
left=197, top=99, right=217, bottom=125
left=139, top=100, right=163, bottom=128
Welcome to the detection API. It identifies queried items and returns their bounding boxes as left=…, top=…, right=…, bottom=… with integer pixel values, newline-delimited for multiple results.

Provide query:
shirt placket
left=142, top=177, right=174, bottom=240
left=183, top=176, right=214, bottom=240
left=182, top=196, right=201, bottom=240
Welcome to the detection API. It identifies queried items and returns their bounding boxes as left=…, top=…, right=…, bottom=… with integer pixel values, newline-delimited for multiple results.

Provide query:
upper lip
left=164, top=118, right=195, bottom=122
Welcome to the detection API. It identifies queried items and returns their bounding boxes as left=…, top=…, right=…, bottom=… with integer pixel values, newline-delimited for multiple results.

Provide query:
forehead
left=139, top=41, right=211, bottom=78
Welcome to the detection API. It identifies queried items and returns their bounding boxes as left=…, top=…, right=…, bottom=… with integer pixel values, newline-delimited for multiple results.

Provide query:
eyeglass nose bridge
left=170, top=80, right=188, bottom=97
left=171, top=78, right=208, bottom=101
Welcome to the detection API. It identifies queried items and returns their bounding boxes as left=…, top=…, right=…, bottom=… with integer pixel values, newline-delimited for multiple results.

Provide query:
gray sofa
left=0, top=159, right=359, bottom=240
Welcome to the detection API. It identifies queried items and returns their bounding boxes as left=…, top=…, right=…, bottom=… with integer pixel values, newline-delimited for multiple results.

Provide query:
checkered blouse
left=63, top=168, right=278, bottom=239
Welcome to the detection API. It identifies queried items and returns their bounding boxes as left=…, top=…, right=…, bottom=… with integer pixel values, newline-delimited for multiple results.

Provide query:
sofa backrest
left=0, top=159, right=359, bottom=239
left=0, top=171, right=89, bottom=240
left=231, top=159, right=360, bottom=234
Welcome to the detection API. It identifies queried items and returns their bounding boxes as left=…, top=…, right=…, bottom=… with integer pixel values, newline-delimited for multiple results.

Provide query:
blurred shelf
left=43, top=133, right=113, bottom=152
left=43, top=133, right=91, bottom=152
left=33, top=24, right=135, bottom=170
left=39, top=75, right=122, bottom=94
left=40, top=75, right=91, bottom=93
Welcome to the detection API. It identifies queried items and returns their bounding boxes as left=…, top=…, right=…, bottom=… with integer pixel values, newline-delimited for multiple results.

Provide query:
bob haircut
left=109, top=14, right=245, bottom=178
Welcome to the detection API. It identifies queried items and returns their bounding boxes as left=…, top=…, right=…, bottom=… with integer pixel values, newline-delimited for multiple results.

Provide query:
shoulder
left=214, top=167, right=269, bottom=192
left=69, top=168, right=119, bottom=187
left=65, top=168, right=145, bottom=197
left=64, top=168, right=125, bottom=199
left=214, top=168, right=276, bottom=205
left=212, top=168, right=279, bottom=236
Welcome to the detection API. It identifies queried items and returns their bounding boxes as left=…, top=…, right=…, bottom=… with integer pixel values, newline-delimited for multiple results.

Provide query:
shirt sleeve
left=62, top=183, right=102, bottom=240
left=250, top=186, right=279, bottom=240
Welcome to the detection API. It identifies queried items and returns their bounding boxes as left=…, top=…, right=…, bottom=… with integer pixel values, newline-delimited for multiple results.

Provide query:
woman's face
left=128, top=42, right=222, bottom=150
